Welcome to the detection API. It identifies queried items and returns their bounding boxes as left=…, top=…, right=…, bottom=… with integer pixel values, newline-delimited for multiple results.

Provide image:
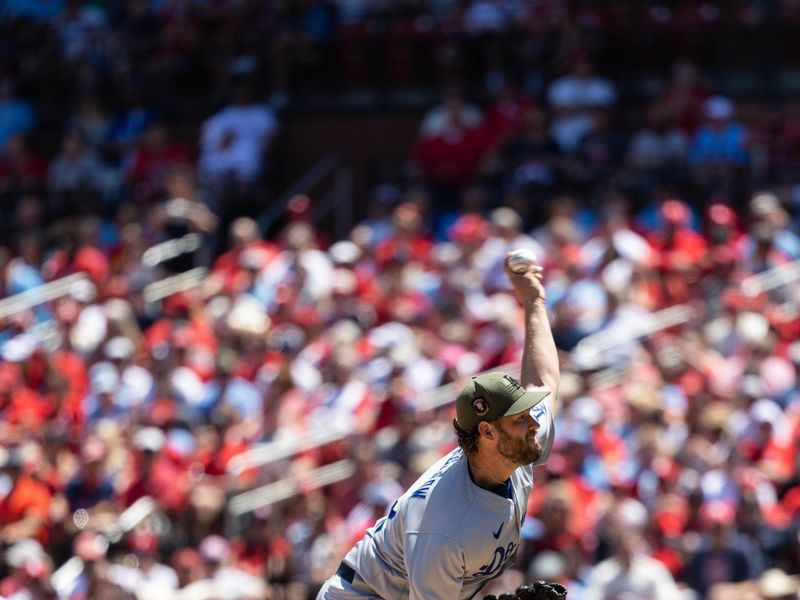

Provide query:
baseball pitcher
left=317, top=257, right=560, bottom=600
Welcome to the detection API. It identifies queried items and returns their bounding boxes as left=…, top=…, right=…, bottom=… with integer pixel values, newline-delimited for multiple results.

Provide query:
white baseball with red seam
left=505, top=248, right=538, bottom=274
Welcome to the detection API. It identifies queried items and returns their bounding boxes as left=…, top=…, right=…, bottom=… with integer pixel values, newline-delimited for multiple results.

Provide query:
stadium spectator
left=419, top=85, right=484, bottom=140
left=198, top=83, right=279, bottom=188
left=68, top=95, right=111, bottom=152
left=484, top=107, right=563, bottom=201
left=47, top=128, right=106, bottom=216
left=475, top=206, right=546, bottom=293
left=0, top=80, right=35, bottom=150
left=481, top=81, right=536, bottom=147
left=546, top=56, right=617, bottom=154
left=584, top=498, right=682, bottom=600
left=125, top=120, right=191, bottom=204
left=414, top=86, right=493, bottom=195
left=0, top=449, right=53, bottom=546
left=660, top=59, right=712, bottom=135
left=0, top=135, right=47, bottom=196
left=685, top=501, right=753, bottom=597
left=689, top=96, right=749, bottom=168
left=64, top=436, right=114, bottom=512
left=573, top=107, right=627, bottom=186
left=104, top=86, right=156, bottom=168
left=627, top=103, right=689, bottom=172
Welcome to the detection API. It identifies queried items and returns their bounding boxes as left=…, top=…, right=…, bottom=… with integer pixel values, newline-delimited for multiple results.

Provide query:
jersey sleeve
left=531, top=399, right=555, bottom=467
left=404, top=532, right=465, bottom=600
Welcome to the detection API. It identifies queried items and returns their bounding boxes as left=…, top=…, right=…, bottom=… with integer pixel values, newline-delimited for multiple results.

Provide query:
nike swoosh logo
left=492, top=522, right=504, bottom=539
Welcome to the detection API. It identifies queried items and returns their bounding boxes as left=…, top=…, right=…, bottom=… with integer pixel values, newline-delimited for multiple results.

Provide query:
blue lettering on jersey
left=410, top=482, right=433, bottom=499
left=409, top=451, right=462, bottom=500
left=472, top=541, right=519, bottom=578
left=531, top=402, right=547, bottom=423
left=374, top=500, right=399, bottom=533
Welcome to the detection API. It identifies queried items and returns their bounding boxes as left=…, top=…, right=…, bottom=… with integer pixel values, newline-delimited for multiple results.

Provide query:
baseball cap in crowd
left=456, top=372, right=549, bottom=430
left=329, top=240, right=362, bottom=265
left=749, top=398, right=783, bottom=426
left=528, top=551, right=567, bottom=581
left=448, top=214, right=487, bottom=244
left=660, top=199, right=691, bottom=226
left=89, top=362, right=119, bottom=395
left=490, top=207, right=523, bottom=232
left=616, top=497, right=648, bottom=530
left=104, top=336, right=134, bottom=361
left=654, top=505, right=689, bottom=537
left=699, top=500, right=736, bottom=528
left=751, top=192, right=782, bottom=218
left=133, top=427, right=166, bottom=453
left=199, top=535, right=231, bottom=564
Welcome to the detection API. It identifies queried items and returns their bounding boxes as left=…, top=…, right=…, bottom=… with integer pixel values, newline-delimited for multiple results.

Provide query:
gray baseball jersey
left=317, top=401, right=555, bottom=600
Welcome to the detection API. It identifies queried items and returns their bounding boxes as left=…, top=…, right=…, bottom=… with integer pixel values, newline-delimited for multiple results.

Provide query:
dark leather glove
left=515, top=582, right=568, bottom=600
left=482, top=581, right=567, bottom=600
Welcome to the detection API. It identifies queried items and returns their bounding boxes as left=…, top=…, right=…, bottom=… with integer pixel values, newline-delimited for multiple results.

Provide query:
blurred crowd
left=1, top=189, right=799, bottom=600
left=0, top=2, right=800, bottom=600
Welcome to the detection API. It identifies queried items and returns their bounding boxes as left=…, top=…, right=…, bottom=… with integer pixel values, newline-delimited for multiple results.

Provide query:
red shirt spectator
left=660, top=60, right=712, bottom=134
left=0, top=135, right=47, bottom=192
left=0, top=467, right=53, bottom=545
left=412, top=127, right=495, bottom=188
left=125, top=121, right=191, bottom=202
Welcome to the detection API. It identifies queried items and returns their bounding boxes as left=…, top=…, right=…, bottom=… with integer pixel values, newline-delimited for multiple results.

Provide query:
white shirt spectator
left=584, top=552, right=682, bottom=600
left=627, top=127, right=688, bottom=169
left=419, top=100, right=483, bottom=139
left=179, top=568, right=269, bottom=600
left=547, top=72, right=616, bottom=153
left=106, top=561, right=179, bottom=595
left=198, top=102, right=278, bottom=182
left=559, top=277, right=608, bottom=336
left=47, top=147, right=104, bottom=193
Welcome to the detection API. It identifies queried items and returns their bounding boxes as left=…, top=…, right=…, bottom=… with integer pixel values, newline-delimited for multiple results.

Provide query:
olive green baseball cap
left=456, top=372, right=550, bottom=430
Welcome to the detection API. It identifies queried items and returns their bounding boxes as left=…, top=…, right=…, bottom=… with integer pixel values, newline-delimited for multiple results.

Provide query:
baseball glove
left=483, top=581, right=568, bottom=600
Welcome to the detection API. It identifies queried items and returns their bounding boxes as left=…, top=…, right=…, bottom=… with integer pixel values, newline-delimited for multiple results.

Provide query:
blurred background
left=0, top=1, right=799, bottom=599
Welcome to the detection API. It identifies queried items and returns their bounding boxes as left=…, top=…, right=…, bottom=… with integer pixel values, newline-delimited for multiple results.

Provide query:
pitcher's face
left=493, top=410, right=542, bottom=466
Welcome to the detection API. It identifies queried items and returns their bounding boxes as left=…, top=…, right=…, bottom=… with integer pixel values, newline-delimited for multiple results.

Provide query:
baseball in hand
left=505, top=248, right=538, bottom=274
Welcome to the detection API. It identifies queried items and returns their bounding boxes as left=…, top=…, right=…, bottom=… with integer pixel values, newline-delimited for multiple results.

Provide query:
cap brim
left=503, top=386, right=551, bottom=417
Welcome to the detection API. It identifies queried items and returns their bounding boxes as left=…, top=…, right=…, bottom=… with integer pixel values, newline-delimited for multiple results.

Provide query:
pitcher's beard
left=496, top=425, right=542, bottom=466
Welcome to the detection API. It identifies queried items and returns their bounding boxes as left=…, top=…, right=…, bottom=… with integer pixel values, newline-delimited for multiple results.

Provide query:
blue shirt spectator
left=0, top=81, right=35, bottom=148
left=0, top=0, right=64, bottom=22
left=689, top=96, right=748, bottom=166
